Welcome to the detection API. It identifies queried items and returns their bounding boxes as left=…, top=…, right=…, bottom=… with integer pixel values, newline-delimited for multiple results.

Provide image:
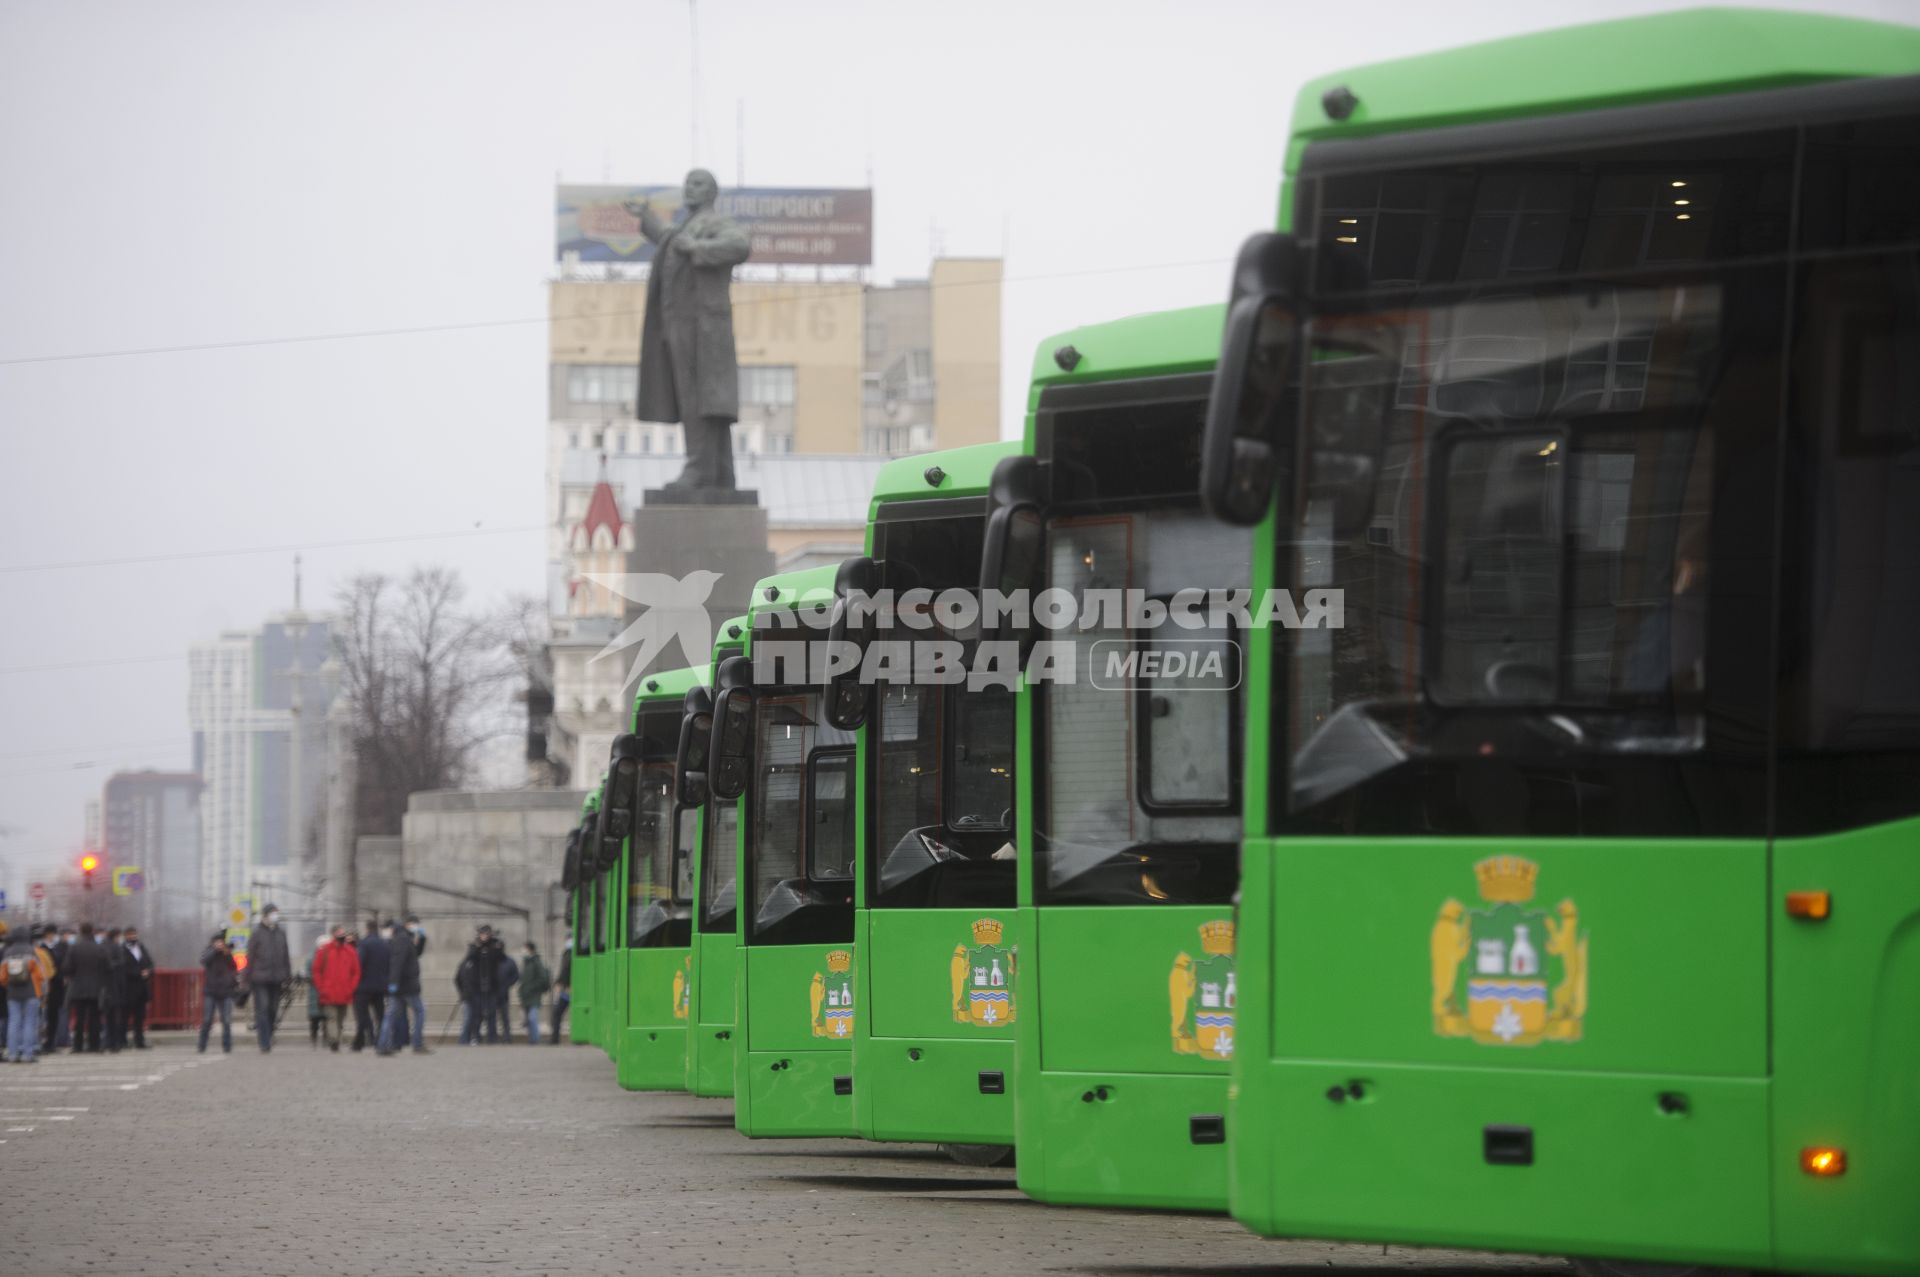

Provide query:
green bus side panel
left=867, top=908, right=1019, bottom=1041
left=617, top=946, right=691, bottom=1091
left=1017, top=905, right=1233, bottom=1210
left=1772, top=817, right=1920, bottom=1276
left=737, top=942, right=859, bottom=1137
left=570, top=953, right=593, bottom=1045
left=1034, top=906, right=1239, bottom=1076
left=1268, top=840, right=1768, bottom=1078
left=1248, top=1060, right=1770, bottom=1268
left=854, top=908, right=1016, bottom=1144
left=686, top=930, right=737, bottom=1097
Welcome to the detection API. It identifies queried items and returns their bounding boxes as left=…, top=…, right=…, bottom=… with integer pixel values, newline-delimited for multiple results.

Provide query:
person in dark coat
left=246, top=904, right=293, bottom=1053
left=352, top=919, right=388, bottom=1052
left=626, top=169, right=752, bottom=492
left=120, top=927, right=156, bottom=1049
left=41, top=926, right=70, bottom=1052
left=377, top=920, right=427, bottom=1055
left=456, top=927, right=499, bottom=1045
left=492, top=938, right=520, bottom=1044
left=549, top=940, right=572, bottom=1045
left=199, top=932, right=239, bottom=1053
left=61, top=923, right=113, bottom=1053
left=102, top=929, right=128, bottom=1052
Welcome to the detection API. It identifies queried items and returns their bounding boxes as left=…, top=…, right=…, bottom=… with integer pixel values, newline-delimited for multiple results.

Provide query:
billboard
left=558, top=185, right=872, bottom=267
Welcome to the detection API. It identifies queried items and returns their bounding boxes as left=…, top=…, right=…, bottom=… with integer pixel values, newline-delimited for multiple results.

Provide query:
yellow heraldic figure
left=673, top=954, right=691, bottom=1021
left=1431, top=857, right=1586, bottom=1047
left=811, top=950, right=855, bottom=1039
left=1430, top=899, right=1472, bottom=1035
left=1543, top=899, right=1587, bottom=1039
left=950, top=944, right=971, bottom=1024
left=955, top=918, right=1014, bottom=1027
left=1170, top=920, right=1237, bottom=1060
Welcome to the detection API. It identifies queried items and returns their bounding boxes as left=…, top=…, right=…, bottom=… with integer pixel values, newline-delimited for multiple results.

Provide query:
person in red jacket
left=311, top=926, right=362, bottom=1054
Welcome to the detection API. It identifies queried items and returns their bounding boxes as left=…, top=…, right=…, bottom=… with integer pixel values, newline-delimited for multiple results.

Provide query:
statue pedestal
left=627, top=493, right=773, bottom=652
left=641, top=487, right=760, bottom=507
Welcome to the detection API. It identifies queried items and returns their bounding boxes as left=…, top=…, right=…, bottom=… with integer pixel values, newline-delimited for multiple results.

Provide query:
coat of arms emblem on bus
left=1170, top=920, right=1236, bottom=1060
left=809, top=949, right=855, bottom=1039
left=949, top=918, right=1015, bottom=1027
left=1431, top=856, right=1588, bottom=1046
left=673, top=954, right=691, bottom=1021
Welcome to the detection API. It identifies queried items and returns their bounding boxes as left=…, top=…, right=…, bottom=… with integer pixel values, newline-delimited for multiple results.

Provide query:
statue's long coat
left=635, top=207, right=752, bottom=424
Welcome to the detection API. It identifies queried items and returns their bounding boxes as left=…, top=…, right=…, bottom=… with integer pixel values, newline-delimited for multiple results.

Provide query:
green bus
left=822, top=442, right=1022, bottom=1155
left=557, top=789, right=595, bottom=1044
left=569, top=780, right=604, bottom=1046
left=1199, top=9, right=1920, bottom=1274
left=981, top=305, right=1251, bottom=1209
left=709, top=565, right=861, bottom=1136
left=681, top=615, right=748, bottom=1097
left=603, top=664, right=705, bottom=1090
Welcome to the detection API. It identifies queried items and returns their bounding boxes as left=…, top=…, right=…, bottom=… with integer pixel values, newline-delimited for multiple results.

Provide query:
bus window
left=951, top=686, right=1014, bottom=830
left=628, top=761, right=687, bottom=948
left=699, top=802, right=739, bottom=931
left=808, top=750, right=857, bottom=881
left=1032, top=394, right=1253, bottom=906
left=747, top=691, right=855, bottom=945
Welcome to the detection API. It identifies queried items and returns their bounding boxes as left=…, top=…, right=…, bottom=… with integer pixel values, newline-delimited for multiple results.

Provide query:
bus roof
left=1026, top=303, right=1224, bottom=396
left=711, top=613, right=749, bottom=660
left=629, top=664, right=703, bottom=715
left=1287, top=7, right=1920, bottom=164
left=870, top=440, right=1017, bottom=509
left=747, top=563, right=839, bottom=623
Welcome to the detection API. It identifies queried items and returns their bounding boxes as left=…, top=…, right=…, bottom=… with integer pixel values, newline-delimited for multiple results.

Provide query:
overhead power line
left=0, top=256, right=1229, bottom=367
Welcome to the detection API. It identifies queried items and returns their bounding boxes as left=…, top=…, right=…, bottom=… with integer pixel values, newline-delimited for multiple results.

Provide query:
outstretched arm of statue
left=626, top=200, right=667, bottom=244
left=678, top=217, right=751, bottom=268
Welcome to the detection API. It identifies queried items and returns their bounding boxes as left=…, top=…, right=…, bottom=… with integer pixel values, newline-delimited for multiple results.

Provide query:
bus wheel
left=940, top=1143, right=1014, bottom=1168
left=1571, top=1260, right=1751, bottom=1277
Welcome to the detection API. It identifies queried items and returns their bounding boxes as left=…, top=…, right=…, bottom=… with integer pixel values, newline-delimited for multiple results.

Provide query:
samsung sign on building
left=558, top=185, right=873, bottom=266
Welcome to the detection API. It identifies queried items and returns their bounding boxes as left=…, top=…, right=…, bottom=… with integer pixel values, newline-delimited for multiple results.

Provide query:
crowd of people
left=3, top=907, right=575, bottom=1062
left=3, top=919, right=158, bottom=1063
left=195, top=909, right=572, bottom=1056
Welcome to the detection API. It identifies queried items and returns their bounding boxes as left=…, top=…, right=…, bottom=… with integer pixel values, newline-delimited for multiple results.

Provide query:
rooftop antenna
left=688, top=0, right=701, bottom=166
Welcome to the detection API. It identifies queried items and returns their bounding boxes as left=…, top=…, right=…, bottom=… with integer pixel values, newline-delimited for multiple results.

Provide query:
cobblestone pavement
left=10, top=1031, right=1570, bottom=1276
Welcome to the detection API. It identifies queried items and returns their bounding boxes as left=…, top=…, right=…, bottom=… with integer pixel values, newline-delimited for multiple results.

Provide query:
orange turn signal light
left=1785, top=890, right=1830, bottom=920
left=1801, top=1147, right=1846, bottom=1176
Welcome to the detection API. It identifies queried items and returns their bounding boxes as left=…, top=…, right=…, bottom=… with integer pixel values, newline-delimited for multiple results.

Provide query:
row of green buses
left=559, top=9, right=1917, bottom=1274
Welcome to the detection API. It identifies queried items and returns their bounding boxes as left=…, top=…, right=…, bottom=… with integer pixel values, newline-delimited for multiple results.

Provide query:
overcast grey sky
left=1, top=0, right=1912, bottom=893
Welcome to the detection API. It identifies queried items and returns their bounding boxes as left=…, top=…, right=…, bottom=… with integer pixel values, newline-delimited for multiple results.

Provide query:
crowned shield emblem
left=810, top=949, right=855, bottom=1039
left=672, top=954, right=691, bottom=1021
left=949, top=918, right=1015, bottom=1027
left=1432, top=856, right=1587, bottom=1046
left=1170, top=920, right=1236, bottom=1060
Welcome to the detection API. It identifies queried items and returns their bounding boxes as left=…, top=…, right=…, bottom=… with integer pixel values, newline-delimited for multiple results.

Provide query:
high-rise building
left=188, top=609, right=335, bottom=912
left=101, top=769, right=201, bottom=936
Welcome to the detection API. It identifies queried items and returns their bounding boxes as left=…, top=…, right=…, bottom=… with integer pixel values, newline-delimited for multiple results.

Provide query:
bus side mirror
left=676, top=687, right=714, bottom=805
left=1203, top=233, right=1302, bottom=527
left=600, top=734, right=643, bottom=869
left=825, top=556, right=879, bottom=730
left=980, top=455, right=1047, bottom=650
left=560, top=829, right=581, bottom=890
left=708, top=686, right=755, bottom=801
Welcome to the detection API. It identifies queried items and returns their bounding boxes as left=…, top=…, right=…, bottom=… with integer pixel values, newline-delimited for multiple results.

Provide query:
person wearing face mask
left=60, top=922, right=112, bottom=1053
left=312, top=926, right=360, bottom=1053
left=405, top=915, right=428, bottom=958
left=516, top=941, right=551, bottom=1046
left=377, top=919, right=428, bottom=1056
left=119, top=927, right=155, bottom=1049
left=102, top=928, right=128, bottom=1052
left=246, top=905, right=293, bottom=1053
left=456, top=926, right=498, bottom=1045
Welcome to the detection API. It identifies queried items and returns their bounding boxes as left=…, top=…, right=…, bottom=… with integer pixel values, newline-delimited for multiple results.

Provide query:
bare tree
left=333, top=568, right=533, bottom=836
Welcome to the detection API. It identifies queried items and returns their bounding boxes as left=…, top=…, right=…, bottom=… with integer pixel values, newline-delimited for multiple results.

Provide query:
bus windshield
left=1278, top=123, right=1801, bottom=835
left=1034, top=388, right=1250, bottom=905
left=699, top=801, right=739, bottom=932
left=747, top=688, right=856, bottom=944
left=626, top=761, right=685, bottom=947
left=869, top=508, right=1019, bottom=908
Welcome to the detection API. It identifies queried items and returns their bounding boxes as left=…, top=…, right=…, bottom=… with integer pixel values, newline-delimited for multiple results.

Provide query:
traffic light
left=80, top=853, right=98, bottom=891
